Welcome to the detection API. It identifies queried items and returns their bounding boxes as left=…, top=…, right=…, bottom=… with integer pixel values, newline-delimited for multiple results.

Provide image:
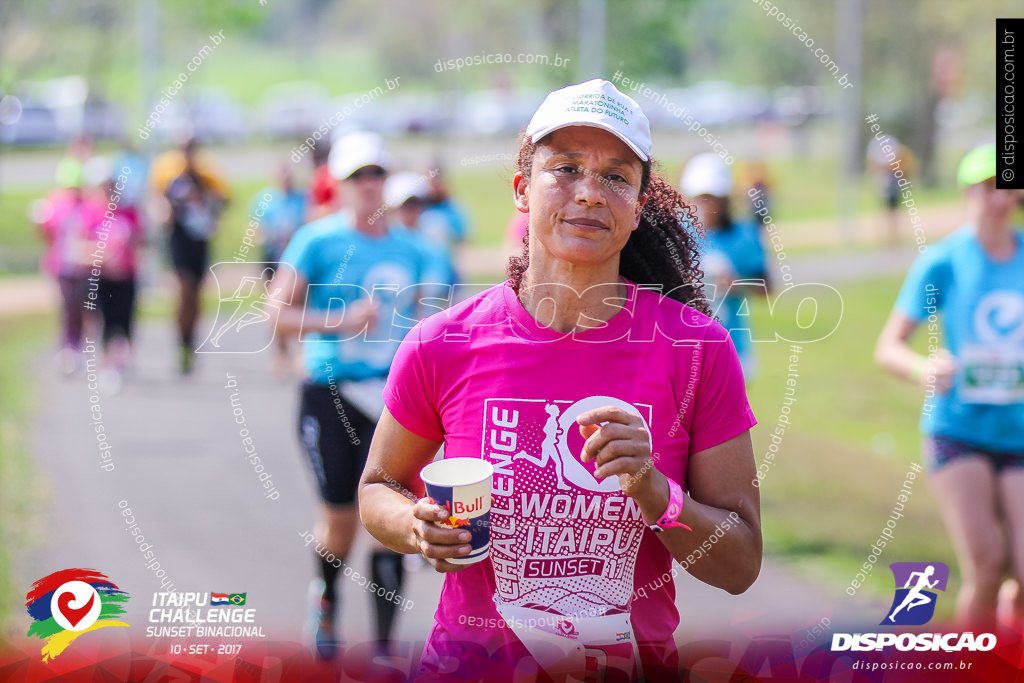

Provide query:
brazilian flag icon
left=228, top=593, right=246, bottom=606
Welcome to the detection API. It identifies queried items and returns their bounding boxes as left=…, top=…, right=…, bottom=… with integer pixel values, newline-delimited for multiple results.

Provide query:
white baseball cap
left=328, top=131, right=392, bottom=180
left=384, top=172, right=430, bottom=208
left=83, top=156, right=112, bottom=186
left=680, top=152, right=733, bottom=197
left=526, top=79, right=651, bottom=162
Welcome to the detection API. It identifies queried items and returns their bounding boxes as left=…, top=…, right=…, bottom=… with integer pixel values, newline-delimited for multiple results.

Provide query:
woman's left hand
left=577, top=406, right=661, bottom=497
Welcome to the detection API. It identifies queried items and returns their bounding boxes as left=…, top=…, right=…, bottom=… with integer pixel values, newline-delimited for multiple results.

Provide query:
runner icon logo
left=882, top=562, right=949, bottom=626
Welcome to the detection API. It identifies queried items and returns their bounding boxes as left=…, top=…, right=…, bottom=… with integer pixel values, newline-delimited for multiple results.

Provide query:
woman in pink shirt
left=359, top=79, right=762, bottom=680
left=36, top=163, right=103, bottom=373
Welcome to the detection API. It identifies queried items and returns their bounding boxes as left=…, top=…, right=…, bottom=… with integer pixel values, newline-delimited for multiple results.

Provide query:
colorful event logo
left=25, top=568, right=130, bottom=661
left=882, top=562, right=949, bottom=626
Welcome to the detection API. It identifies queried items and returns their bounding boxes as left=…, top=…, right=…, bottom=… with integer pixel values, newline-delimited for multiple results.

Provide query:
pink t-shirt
left=93, top=206, right=142, bottom=279
left=38, top=191, right=103, bottom=277
left=383, top=279, right=756, bottom=677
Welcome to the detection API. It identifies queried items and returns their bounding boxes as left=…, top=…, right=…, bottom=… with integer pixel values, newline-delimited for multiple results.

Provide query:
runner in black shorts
left=89, top=161, right=143, bottom=389
left=168, top=228, right=208, bottom=284
left=298, top=384, right=377, bottom=505
left=97, top=279, right=136, bottom=345
left=151, top=137, right=228, bottom=374
left=269, top=132, right=429, bottom=659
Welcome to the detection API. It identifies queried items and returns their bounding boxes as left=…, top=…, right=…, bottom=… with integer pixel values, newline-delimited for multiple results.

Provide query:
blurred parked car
left=82, top=99, right=126, bottom=141
left=149, top=87, right=250, bottom=144
left=259, top=81, right=331, bottom=139
left=0, top=97, right=64, bottom=145
left=454, top=89, right=545, bottom=136
left=347, top=92, right=451, bottom=136
left=772, top=85, right=827, bottom=126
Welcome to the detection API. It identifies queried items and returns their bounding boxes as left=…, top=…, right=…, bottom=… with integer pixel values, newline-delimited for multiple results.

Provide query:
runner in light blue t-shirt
left=280, top=210, right=425, bottom=385
left=876, top=143, right=1024, bottom=629
left=270, top=132, right=428, bottom=661
left=252, top=164, right=307, bottom=272
left=681, top=153, right=768, bottom=380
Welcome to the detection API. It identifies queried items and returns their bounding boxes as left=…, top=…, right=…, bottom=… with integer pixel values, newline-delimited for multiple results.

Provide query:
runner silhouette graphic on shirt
left=887, top=565, right=939, bottom=622
left=515, top=402, right=571, bottom=490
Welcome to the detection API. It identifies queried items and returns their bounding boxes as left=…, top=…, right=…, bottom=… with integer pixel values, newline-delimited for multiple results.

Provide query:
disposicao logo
left=832, top=561, right=996, bottom=653
left=25, top=568, right=130, bottom=661
left=883, top=562, right=948, bottom=626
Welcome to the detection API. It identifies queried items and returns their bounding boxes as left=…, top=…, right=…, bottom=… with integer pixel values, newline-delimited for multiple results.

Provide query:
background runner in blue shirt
left=681, top=152, right=768, bottom=380
left=876, top=143, right=1024, bottom=629
left=270, top=131, right=427, bottom=660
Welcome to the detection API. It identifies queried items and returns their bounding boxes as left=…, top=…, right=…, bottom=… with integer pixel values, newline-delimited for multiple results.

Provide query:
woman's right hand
left=920, top=349, right=956, bottom=393
left=410, top=497, right=474, bottom=573
left=325, top=298, right=379, bottom=334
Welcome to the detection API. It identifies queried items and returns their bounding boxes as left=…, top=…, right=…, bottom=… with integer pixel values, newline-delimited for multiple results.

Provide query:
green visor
left=956, top=144, right=997, bottom=188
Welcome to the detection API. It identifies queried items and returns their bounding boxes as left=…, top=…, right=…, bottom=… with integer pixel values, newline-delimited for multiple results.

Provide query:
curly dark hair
left=506, top=138, right=711, bottom=317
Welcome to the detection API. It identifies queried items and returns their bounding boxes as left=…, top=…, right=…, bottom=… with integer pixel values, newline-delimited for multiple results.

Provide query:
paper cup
left=420, top=457, right=493, bottom=565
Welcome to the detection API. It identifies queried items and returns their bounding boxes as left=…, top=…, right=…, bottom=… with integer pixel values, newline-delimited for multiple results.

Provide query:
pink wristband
left=650, top=478, right=691, bottom=532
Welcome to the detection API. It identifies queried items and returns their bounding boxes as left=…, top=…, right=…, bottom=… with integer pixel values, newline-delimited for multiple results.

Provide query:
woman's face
left=969, top=178, right=1021, bottom=222
left=342, top=165, right=387, bottom=215
left=514, top=126, right=646, bottom=269
left=692, top=194, right=727, bottom=229
left=397, top=198, right=423, bottom=228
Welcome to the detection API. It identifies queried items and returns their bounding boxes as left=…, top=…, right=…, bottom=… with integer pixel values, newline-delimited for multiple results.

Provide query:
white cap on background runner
left=526, top=79, right=652, bottom=162
left=680, top=152, right=733, bottom=198
left=384, top=172, right=430, bottom=208
left=328, top=131, right=392, bottom=180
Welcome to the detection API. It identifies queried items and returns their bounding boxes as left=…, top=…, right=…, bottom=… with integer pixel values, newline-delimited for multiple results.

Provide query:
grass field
left=0, top=188, right=49, bottom=274
left=745, top=275, right=957, bottom=619
left=0, top=313, right=51, bottom=638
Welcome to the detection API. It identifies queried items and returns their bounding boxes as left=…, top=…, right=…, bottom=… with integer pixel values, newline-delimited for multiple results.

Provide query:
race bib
left=959, top=345, right=1024, bottom=405
left=495, top=603, right=638, bottom=674
left=181, top=204, right=216, bottom=240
